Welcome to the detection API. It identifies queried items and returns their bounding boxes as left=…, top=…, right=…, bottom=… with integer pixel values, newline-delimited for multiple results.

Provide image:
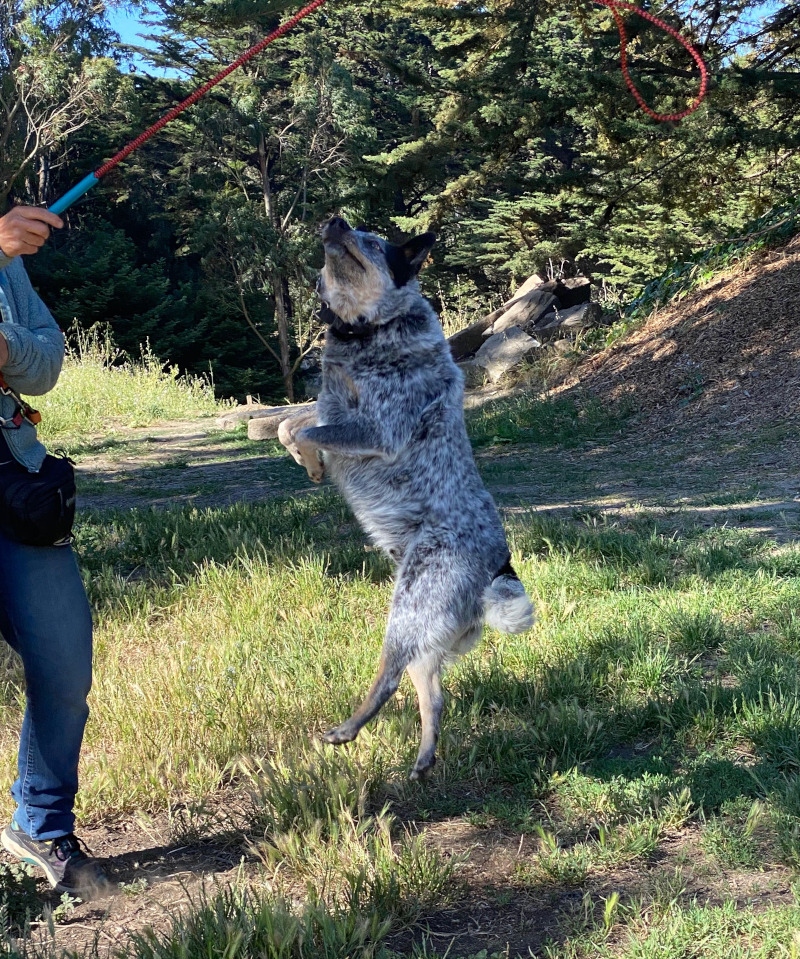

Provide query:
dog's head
left=318, top=218, right=435, bottom=324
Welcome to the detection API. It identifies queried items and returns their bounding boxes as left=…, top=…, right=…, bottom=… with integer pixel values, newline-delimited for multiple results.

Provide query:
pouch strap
left=0, top=373, right=42, bottom=428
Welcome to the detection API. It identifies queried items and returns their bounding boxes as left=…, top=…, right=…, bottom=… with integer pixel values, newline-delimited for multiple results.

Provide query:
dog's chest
left=318, top=337, right=397, bottom=421
left=318, top=358, right=361, bottom=420
left=317, top=317, right=440, bottom=428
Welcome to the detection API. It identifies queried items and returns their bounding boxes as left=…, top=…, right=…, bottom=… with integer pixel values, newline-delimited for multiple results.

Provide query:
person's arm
left=0, top=207, right=65, bottom=395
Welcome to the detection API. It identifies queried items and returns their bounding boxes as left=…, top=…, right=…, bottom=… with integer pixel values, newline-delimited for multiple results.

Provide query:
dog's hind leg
left=322, top=646, right=408, bottom=746
left=322, top=551, right=480, bottom=770
left=406, top=655, right=444, bottom=781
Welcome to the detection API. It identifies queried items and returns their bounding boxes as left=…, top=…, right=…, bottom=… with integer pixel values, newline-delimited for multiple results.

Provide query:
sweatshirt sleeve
left=0, top=259, right=64, bottom=396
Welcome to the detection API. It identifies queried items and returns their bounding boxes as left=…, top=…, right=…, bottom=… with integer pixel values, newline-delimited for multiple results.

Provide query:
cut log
left=560, top=301, right=601, bottom=329
left=247, top=402, right=317, bottom=441
left=501, top=275, right=592, bottom=314
left=559, top=277, right=592, bottom=308
left=473, top=326, right=541, bottom=382
left=216, top=404, right=290, bottom=429
left=447, top=312, right=500, bottom=359
left=538, top=279, right=562, bottom=295
left=504, top=273, right=545, bottom=306
left=533, top=302, right=602, bottom=340
left=532, top=310, right=560, bottom=338
left=488, top=290, right=558, bottom=336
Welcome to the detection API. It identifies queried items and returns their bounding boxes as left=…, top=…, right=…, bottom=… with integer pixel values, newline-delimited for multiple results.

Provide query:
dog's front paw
left=278, top=417, right=299, bottom=451
left=322, top=725, right=357, bottom=746
left=305, top=453, right=325, bottom=484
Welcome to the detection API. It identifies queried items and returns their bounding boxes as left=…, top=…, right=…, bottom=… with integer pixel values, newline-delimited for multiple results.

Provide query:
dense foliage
left=2, top=0, right=798, bottom=399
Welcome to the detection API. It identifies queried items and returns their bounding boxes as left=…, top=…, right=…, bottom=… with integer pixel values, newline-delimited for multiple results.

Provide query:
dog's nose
left=323, top=217, right=352, bottom=239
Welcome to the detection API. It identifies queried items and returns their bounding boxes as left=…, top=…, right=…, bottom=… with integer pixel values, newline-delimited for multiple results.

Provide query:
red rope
left=592, top=0, right=708, bottom=121
left=94, top=0, right=329, bottom=179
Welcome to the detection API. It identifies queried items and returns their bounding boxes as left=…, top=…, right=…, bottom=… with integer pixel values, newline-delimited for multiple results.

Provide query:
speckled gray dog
left=279, top=217, right=534, bottom=779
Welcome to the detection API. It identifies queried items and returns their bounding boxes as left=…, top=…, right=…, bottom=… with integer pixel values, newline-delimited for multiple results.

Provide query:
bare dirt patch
left=22, top=810, right=259, bottom=957
left=553, top=236, right=800, bottom=436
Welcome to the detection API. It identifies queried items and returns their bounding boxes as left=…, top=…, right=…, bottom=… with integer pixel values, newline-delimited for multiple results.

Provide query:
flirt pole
left=48, top=0, right=708, bottom=217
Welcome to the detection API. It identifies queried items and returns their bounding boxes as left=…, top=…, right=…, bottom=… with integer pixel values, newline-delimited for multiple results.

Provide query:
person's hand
left=0, top=206, right=63, bottom=258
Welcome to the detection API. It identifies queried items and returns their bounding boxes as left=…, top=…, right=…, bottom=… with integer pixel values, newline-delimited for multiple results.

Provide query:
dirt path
left=72, top=420, right=312, bottom=513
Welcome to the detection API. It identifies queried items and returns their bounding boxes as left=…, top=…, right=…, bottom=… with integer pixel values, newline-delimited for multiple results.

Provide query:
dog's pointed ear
left=401, top=232, right=436, bottom=275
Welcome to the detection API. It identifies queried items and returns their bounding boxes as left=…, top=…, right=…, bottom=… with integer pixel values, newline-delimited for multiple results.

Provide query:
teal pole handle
left=48, top=172, right=99, bottom=216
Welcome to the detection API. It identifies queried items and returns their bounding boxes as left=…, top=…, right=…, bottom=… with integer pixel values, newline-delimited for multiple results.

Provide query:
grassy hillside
left=31, top=329, right=228, bottom=450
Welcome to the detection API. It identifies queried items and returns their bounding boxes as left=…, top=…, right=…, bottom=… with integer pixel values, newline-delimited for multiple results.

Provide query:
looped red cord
left=94, top=0, right=329, bottom=178
left=592, top=0, right=708, bottom=121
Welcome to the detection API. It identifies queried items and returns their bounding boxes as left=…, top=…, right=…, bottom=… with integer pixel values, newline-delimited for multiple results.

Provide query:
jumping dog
left=279, top=218, right=535, bottom=779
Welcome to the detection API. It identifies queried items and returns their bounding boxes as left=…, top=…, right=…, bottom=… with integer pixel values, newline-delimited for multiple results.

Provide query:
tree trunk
left=259, top=131, right=295, bottom=401
left=273, top=273, right=294, bottom=402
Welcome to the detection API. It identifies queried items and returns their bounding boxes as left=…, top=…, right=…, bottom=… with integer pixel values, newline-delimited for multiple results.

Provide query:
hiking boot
left=1, top=822, right=110, bottom=898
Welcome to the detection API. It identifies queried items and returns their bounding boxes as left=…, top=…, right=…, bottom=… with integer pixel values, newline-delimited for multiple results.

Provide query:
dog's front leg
left=278, top=408, right=325, bottom=483
left=297, top=421, right=390, bottom=460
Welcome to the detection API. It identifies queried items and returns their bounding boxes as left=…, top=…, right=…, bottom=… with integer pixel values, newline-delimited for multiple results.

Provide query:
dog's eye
left=368, top=241, right=381, bottom=252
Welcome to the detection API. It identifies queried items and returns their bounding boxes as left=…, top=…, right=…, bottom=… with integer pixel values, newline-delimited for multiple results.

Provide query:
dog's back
left=288, top=219, right=534, bottom=778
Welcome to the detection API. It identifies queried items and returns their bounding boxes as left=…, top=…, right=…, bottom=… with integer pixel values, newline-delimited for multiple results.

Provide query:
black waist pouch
left=0, top=434, right=76, bottom=547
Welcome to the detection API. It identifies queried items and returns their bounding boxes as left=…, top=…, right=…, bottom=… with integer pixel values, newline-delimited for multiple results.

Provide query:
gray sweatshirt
left=0, top=253, right=65, bottom=471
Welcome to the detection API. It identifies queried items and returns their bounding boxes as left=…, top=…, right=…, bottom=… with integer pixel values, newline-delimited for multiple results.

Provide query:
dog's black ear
left=401, top=232, right=436, bottom=275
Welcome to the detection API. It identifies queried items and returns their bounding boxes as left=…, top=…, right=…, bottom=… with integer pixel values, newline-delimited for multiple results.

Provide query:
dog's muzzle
left=322, top=217, right=352, bottom=244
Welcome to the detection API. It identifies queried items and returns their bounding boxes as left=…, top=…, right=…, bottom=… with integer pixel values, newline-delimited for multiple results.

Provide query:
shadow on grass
left=76, top=488, right=799, bottom=613
left=387, top=642, right=800, bottom=832
left=75, top=488, right=394, bottom=609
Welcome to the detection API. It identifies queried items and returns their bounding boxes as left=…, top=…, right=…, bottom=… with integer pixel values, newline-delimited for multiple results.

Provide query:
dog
left=278, top=217, right=534, bottom=779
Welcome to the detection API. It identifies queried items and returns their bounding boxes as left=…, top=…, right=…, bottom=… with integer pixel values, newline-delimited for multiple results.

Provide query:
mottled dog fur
left=279, top=218, right=534, bottom=779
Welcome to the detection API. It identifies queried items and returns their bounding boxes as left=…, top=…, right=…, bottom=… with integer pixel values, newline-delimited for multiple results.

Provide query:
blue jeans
left=0, top=530, right=92, bottom=840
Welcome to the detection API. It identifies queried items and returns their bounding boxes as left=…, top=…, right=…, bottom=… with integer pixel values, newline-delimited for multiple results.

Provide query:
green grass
left=3, top=363, right=800, bottom=957
left=3, top=485, right=797, bottom=954
left=30, top=328, right=229, bottom=449
left=3, top=494, right=798, bottom=921
left=466, top=393, right=628, bottom=449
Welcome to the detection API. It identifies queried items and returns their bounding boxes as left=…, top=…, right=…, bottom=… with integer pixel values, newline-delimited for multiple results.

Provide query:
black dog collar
left=317, top=301, right=428, bottom=342
left=318, top=303, right=375, bottom=341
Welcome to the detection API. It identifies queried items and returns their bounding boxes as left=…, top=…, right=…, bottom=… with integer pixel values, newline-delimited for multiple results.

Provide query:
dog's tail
left=483, top=561, right=535, bottom=634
